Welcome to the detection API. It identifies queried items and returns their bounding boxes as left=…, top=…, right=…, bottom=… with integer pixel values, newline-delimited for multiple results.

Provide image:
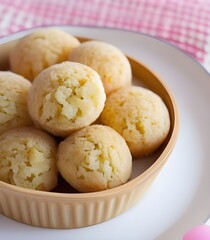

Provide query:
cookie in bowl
left=0, top=71, right=32, bottom=135
left=100, top=86, right=170, bottom=158
left=28, top=61, right=106, bottom=137
left=57, top=124, right=132, bottom=192
left=0, top=127, right=58, bottom=191
left=9, top=28, right=80, bottom=81
left=69, top=40, right=132, bottom=95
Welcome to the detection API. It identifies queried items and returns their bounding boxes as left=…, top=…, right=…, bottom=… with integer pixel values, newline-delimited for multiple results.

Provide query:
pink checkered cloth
left=1, top=0, right=210, bottom=70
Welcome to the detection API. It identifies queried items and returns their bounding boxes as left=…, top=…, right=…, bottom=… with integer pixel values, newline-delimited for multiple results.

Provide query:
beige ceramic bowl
left=0, top=34, right=179, bottom=229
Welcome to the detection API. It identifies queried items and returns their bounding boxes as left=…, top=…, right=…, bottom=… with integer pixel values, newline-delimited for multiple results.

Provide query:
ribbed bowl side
left=0, top=170, right=160, bottom=229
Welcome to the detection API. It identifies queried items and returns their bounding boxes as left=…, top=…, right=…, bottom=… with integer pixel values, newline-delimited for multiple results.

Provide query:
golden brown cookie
left=100, top=86, right=170, bottom=157
left=10, top=28, right=80, bottom=81
left=57, top=125, right=132, bottom=192
left=0, top=127, right=58, bottom=191
left=0, top=71, right=32, bottom=134
left=69, top=40, right=132, bottom=95
left=28, top=61, right=106, bottom=137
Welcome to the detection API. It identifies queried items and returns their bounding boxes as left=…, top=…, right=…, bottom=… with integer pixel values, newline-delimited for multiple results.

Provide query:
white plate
left=0, top=26, right=210, bottom=240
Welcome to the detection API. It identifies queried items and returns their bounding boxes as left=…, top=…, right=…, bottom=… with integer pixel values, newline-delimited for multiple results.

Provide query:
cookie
left=57, top=125, right=132, bottom=192
left=28, top=61, right=106, bottom=137
left=10, top=28, right=80, bottom=81
left=69, top=40, right=132, bottom=95
left=0, top=127, right=58, bottom=191
left=0, top=71, right=32, bottom=134
left=100, top=86, right=170, bottom=157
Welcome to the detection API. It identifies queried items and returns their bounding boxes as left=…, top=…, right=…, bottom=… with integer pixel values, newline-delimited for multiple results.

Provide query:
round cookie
left=57, top=124, right=132, bottom=193
left=0, top=127, right=58, bottom=191
left=9, top=28, right=80, bottom=81
left=0, top=71, right=32, bottom=135
left=69, top=40, right=132, bottom=95
left=28, top=61, right=106, bottom=137
left=100, top=86, right=170, bottom=158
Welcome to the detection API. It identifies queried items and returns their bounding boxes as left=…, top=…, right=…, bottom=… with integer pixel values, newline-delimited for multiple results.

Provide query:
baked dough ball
left=57, top=125, right=132, bottom=192
left=100, top=86, right=170, bottom=158
left=0, top=71, right=32, bottom=135
left=0, top=127, right=57, bottom=191
left=9, top=28, right=80, bottom=81
left=69, top=40, right=132, bottom=95
left=28, top=62, right=106, bottom=137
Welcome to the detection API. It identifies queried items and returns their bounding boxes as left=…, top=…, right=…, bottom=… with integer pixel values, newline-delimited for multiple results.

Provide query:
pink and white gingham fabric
left=1, top=0, right=210, bottom=70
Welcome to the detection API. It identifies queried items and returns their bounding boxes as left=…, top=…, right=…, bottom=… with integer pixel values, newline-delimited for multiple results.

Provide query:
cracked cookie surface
left=0, top=71, right=32, bottom=134
left=69, top=40, right=132, bottom=95
left=57, top=125, right=132, bottom=192
left=100, top=86, right=170, bottom=157
left=10, top=28, right=80, bottom=81
left=0, top=127, right=57, bottom=191
left=28, top=61, right=106, bottom=137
